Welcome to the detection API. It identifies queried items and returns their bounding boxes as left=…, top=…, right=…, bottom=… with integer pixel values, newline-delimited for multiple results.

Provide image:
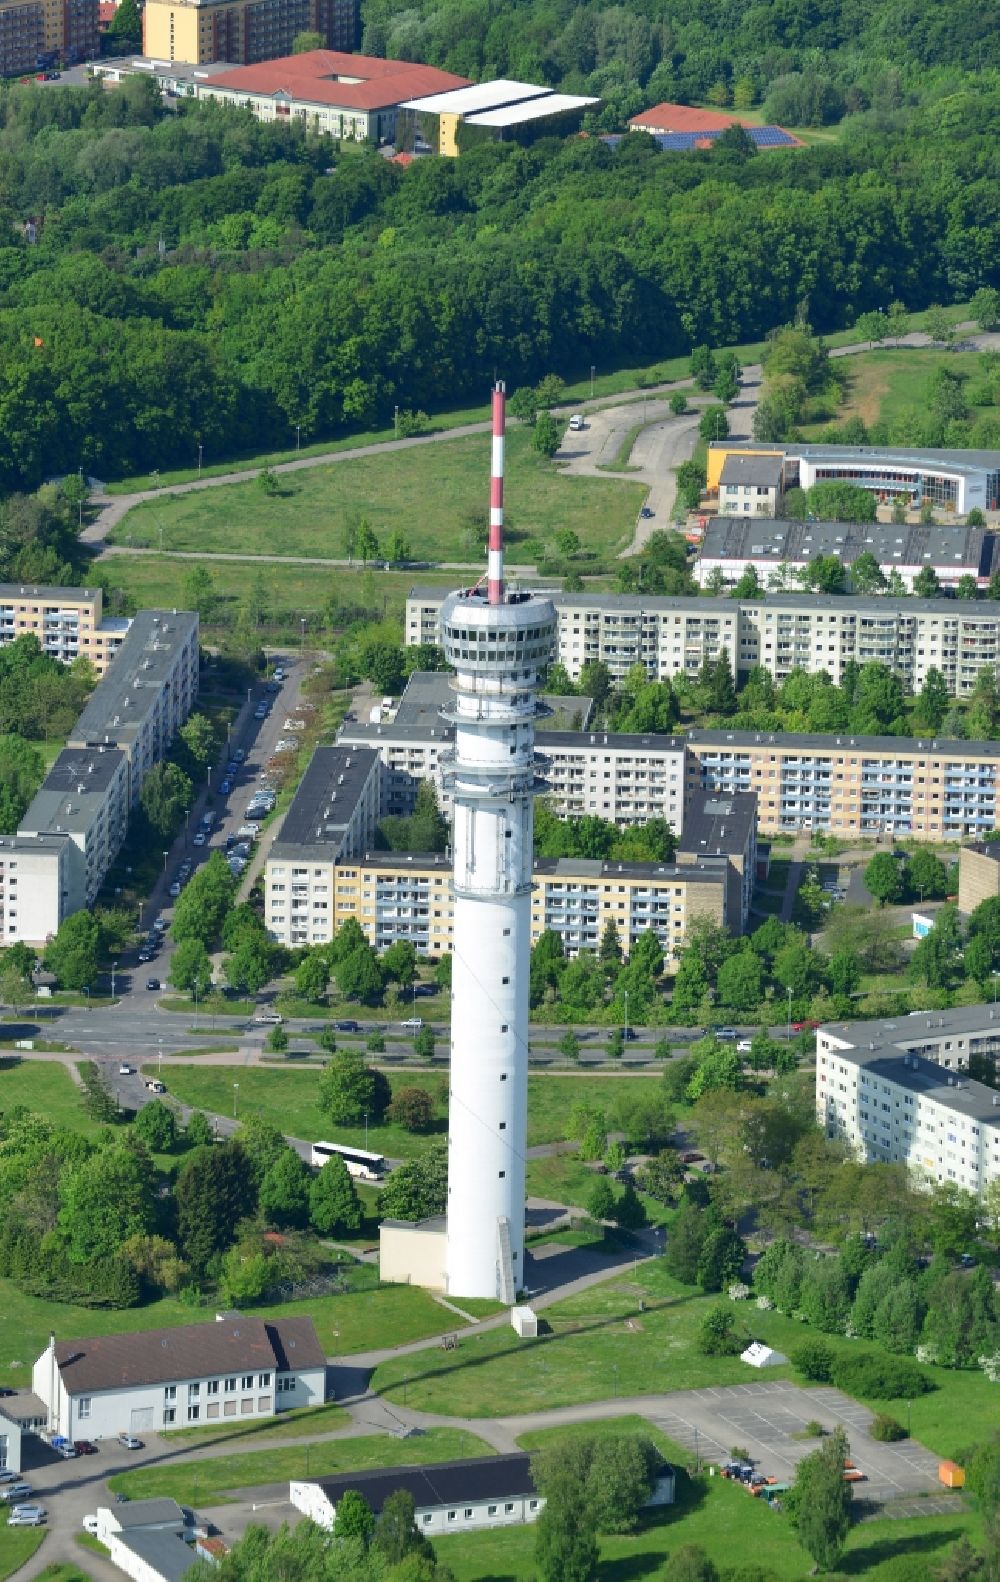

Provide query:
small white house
left=741, top=1342, right=787, bottom=1369
left=511, top=1306, right=538, bottom=1338
left=32, top=1315, right=327, bottom=1442
left=96, top=1499, right=197, bottom=1582
left=291, top=1454, right=545, bottom=1536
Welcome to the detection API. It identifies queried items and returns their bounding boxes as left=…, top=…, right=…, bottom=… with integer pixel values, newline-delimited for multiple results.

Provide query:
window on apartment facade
left=78, top=1398, right=91, bottom=1418
left=164, top=1385, right=177, bottom=1402
left=163, top=1408, right=176, bottom=1425
left=187, top=1405, right=200, bottom=1421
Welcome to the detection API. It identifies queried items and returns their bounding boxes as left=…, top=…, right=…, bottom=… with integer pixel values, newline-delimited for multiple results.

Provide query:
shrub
left=870, top=1413, right=906, bottom=1442
left=698, top=1305, right=745, bottom=1356
left=792, top=1338, right=834, bottom=1383
left=831, top=1353, right=934, bottom=1400
left=804, top=1420, right=825, bottom=1438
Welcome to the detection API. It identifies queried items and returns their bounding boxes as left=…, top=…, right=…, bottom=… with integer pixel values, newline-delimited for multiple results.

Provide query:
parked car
left=237, top=825, right=259, bottom=840
left=226, top=834, right=236, bottom=849
left=792, top=1019, right=821, bottom=1033
left=254, top=704, right=267, bottom=720
left=1, top=1485, right=33, bottom=1503
left=737, top=1039, right=753, bottom=1053
left=639, top=505, right=654, bottom=519
left=119, top=1063, right=134, bottom=1076
left=192, top=831, right=207, bottom=847
left=168, top=882, right=181, bottom=897
left=219, top=779, right=232, bottom=795
left=145, top=978, right=160, bottom=992
left=73, top=1441, right=97, bottom=1456
left=117, top=1433, right=143, bottom=1450
left=716, top=1027, right=738, bottom=1041
left=233, top=748, right=246, bottom=762
left=0, top=1471, right=14, bottom=1484
left=82, top=1514, right=100, bottom=1534
left=145, top=1079, right=166, bottom=1093
left=400, top=1016, right=423, bottom=1031
left=54, top=1441, right=77, bottom=1458
left=568, top=414, right=584, bottom=431
left=137, top=949, right=152, bottom=964
left=153, top=918, right=168, bottom=933
left=8, top=1505, right=46, bottom=1526
left=253, top=1011, right=282, bottom=1025
left=334, top=1019, right=360, bottom=1032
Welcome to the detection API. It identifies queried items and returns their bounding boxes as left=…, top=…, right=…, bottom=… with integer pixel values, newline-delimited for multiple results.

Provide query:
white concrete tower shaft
left=439, top=386, right=555, bottom=1302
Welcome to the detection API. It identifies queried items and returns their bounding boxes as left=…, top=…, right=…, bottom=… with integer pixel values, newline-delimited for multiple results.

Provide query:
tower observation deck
left=438, top=385, right=556, bottom=1302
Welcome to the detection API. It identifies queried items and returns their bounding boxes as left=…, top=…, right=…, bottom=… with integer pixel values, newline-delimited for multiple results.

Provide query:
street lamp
left=364, top=1109, right=370, bottom=1150
left=623, top=989, right=629, bottom=1044
left=111, top=960, right=118, bottom=1000
left=787, top=985, right=793, bottom=1041
left=993, top=971, right=999, bottom=1005
left=394, top=404, right=399, bottom=438
left=163, top=850, right=169, bottom=871
left=590, top=364, right=595, bottom=398
left=233, top=1082, right=239, bottom=1118
left=296, top=424, right=301, bottom=452
left=197, top=443, right=203, bottom=476
left=300, top=616, right=306, bottom=651
left=158, top=1043, right=163, bottom=1077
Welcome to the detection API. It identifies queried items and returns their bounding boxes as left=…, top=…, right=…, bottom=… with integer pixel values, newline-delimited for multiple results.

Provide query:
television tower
left=439, top=383, right=556, bottom=1303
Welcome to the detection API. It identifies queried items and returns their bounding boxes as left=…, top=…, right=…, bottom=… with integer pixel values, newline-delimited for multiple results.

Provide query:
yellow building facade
left=142, top=0, right=355, bottom=65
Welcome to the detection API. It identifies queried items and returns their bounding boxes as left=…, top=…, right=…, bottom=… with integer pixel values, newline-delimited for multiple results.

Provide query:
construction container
left=939, top=1461, right=965, bottom=1489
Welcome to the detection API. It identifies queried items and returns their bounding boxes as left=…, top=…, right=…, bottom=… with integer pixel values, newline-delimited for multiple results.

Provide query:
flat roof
left=709, top=441, right=1000, bottom=475
left=400, top=79, right=552, bottom=114
left=0, top=1391, right=48, bottom=1423
left=409, top=584, right=1000, bottom=617
left=965, top=841, right=1000, bottom=861
left=0, top=583, right=99, bottom=603
left=269, top=746, right=378, bottom=861
left=113, top=1498, right=187, bottom=1531
left=679, top=788, right=756, bottom=856
left=821, top=1017, right=1000, bottom=1129
left=308, top=1453, right=533, bottom=1511
left=533, top=856, right=725, bottom=884
left=465, top=93, right=599, bottom=126
left=687, top=726, right=1000, bottom=757
left=700, top=516, right=995, bottom=574
left=70, top=610, right=197, bottom=749
left=719, top=454, right=784, bottom=488
left=19, top=747, right=126, bottom=837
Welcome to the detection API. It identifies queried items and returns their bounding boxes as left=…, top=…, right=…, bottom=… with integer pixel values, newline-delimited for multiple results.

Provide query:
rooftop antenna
left=489, top=381, right=505, bottom=605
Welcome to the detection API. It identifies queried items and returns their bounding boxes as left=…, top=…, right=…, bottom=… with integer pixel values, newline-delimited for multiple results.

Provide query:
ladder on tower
left=496, top=1216, right=516, bottom=1307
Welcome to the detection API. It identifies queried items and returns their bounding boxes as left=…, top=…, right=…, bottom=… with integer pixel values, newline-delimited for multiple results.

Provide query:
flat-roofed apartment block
left=68, top=611, right=199, bottom=804
left=0, top=0, right=97, bottom=75
left=0, top=584, right=129, bottom=675
left=816, top=1008, right=1000, bottom=1198
left=406, top=586, right=1000, bottom=697
left=339, top=672, right=683, bottom=832
left=675, top=787, right=756, bottom=933
left=687, top=729, right=1000, bottom=840
left=695, top=517, right=1000, bottom=594
left=338, top=850, right=453, bottom=956
left=708, top=442, right=1000, bottom=516
left=11, top=746, right=129, bottom=940
left=957, top=840, right=1000, bottom=915
left=530, top=855, right=731, bottom=964
left=0, top=834, right=76, bottom=946
left=265, top=746, right=380, bottom=948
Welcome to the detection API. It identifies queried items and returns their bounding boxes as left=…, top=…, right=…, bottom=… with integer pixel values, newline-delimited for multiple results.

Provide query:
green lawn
left=0, top=1526, right=47, bottom=1580
left=373, top=1259, right=1000, bottom=1458
left=158, top=1065, right=661, bottom=1155
left=245, top=1278, right=461, bottom=1356
left=108, top=1427, right=495, bottom=1506
left=802, top=346, right=992, bottom=435
left=108, top=428, right=644, bottom=563
left=97, top=554, right=421, bottom=629
left=0, top=1058, right=99, bottom=1135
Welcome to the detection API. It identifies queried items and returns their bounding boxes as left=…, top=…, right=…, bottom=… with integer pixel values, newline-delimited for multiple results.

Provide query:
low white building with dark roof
left=32, top=1315, right=326, bottom=1442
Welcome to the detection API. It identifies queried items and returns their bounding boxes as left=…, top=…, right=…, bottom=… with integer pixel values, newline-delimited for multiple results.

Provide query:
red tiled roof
left=390, top=150, right=415, bottom=165
left=206, top=50, right=469, bottom=111
left=630, top=102, right=745, bottom=133
left=97, top=1, right=118, bottom=21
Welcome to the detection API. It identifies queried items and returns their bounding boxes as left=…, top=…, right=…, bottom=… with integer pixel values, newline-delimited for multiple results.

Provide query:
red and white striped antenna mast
left=488, top=381, right=505, bottom=605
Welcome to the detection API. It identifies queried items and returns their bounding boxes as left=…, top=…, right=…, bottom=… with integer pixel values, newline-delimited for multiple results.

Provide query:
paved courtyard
left=642, top=1381, right=943, bottom=1505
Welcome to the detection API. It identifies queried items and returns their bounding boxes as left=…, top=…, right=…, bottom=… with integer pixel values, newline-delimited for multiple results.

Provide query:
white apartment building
left=32, top=1316, right=327, bottom=1442
left=816, top=1009, right=1000, bottom=1198
left=406, top=587, right=1000, bottom=698
left=265, top=746, right=381, bottom=948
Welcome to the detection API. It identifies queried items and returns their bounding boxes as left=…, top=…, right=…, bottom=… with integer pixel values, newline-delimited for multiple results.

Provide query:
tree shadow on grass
left=840, top=1524, right=966, bottom=1575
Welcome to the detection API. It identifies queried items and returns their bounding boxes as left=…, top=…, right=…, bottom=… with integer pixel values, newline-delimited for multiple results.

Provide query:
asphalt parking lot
left=645, top=1382, right=943, bottom=1505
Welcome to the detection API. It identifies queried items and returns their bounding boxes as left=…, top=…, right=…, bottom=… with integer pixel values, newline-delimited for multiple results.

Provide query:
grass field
left=155, top=1065, right=661, bottom=1158
left=373, top=1258, right=1000, bottom=1459
left=108, top=1427, right=494, bottom=1506
left=0, top=1058, right=98, bottom=1135
left=96, top=554, right=422, bottom=627
left=0, top=1526, right=47, bottom=1580
left=442, top=1416, right=981, bottom=1582
left=802, top=346, right=992, bottom=434
left=108, top=429, right=644, bottom=563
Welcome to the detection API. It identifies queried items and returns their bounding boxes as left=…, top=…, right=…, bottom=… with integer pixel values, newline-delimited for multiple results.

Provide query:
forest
left=0, top=68, right=998, bottom=490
